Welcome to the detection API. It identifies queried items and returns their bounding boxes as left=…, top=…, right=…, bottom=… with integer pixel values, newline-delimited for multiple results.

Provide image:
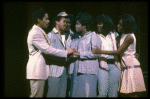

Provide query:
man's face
left=38, top=13, right=50, bottom=29
left=117, top=19, right=123, bottom=33
left=97, top=22, right=103, bottom=33
left=57, top=17, right=68, bottom=32
left=75, top=20, right=83, bottom=34
left=65, top=18, right=71, bottom=32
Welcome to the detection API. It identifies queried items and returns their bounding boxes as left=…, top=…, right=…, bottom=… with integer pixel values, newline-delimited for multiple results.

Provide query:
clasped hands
left=67, top=46, right=101, bottom=58
left=92, top=46, right=101, bottom=54
left=67, top=48, right=80, bottom=58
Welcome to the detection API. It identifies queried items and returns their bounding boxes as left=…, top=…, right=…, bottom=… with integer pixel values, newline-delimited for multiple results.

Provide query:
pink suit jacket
left=26, top=25, right=68, bottom=80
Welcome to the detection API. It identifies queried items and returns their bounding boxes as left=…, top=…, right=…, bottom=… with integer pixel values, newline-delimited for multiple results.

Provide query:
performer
left=62, top=16, right=80, bottom=97
left=26, top=10, right=75, bottom=98
left=46, top=11, right=77, bottom=97
left=95, top=14, right=121, bottom=97
left=69, top=12, right=102, bottom=97
left=92, top=14, right=146, bottom=97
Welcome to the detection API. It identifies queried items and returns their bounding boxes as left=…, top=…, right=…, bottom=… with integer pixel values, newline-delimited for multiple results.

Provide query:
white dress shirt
left=99, top=33, right=114, bottom=59
left=53, top=28, right=66, bottom=47
left=105, top=33, right=115, bottom=59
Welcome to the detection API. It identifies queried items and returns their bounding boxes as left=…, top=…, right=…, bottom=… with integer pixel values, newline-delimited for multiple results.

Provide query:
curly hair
left=32, top=10, right=47, bottom=25
left=96, top=14, right=115, bottom=34
left=118, top=14, right=137, bottom=33
left=95, top=14, right=105, bottom=24
left=76, top=12, right=93, bottom=31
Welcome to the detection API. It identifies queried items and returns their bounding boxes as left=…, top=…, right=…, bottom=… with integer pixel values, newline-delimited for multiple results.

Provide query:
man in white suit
left=26, top=10, right=75, bottom=98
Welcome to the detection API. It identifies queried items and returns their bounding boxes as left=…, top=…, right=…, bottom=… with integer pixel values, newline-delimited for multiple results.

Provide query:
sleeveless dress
left=118, top=33, right=146, bottom=93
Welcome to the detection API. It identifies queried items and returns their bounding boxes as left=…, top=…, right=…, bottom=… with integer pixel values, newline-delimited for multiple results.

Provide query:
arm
left=46, top=32, right=75, bottom=62
left=32, top=32, right=70, bottom=58
left=92, top=34, right=133, bottom=55
left=76, top=33, right=101, bottom=59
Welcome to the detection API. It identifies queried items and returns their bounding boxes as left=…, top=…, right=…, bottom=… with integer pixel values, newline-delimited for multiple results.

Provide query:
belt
left=106, top=59, right=115, bottom=64
left=77, top=73, right=95, bottom=76
left=122, top=65, right=140, bottom=70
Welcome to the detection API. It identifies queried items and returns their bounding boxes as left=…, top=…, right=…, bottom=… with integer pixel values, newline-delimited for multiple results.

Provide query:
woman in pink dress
left=92, top=14, right=146, bottom=97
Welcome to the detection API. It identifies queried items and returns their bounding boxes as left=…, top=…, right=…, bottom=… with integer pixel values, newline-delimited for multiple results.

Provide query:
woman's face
left=75, top=20, right=83, bottom=34
left=117, top=19, right=124, bottom=33
left=97, top=22, right=103, bottom=34
left=65, top=18, right=71, bottom=32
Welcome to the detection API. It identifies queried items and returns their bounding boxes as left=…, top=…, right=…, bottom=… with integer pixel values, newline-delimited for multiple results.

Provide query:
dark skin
left=92, top=19, right=134, bottom=55
left=96, top=22, right=109, bottom=37
left=93, top=19, right=139, bottom=97
left=62, top=18, right=71, bottom=41
left=37, top=13, right=50, bottom=29
left=96, top=22, right=111, bottom=61
left=55, top=17, right=68, bottom=35
left=75, top=20, right=88, bottom=37
left=72, top=20, right=88, bottom=56
left=96, top=22, right=103, bottom=34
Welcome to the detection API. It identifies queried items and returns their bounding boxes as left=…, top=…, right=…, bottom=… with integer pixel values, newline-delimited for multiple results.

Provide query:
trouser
left=29, top=80, right=45, bottom=98
left=70, top=73, right=97, bottom=97
left=46, top=69, right=68, bottom=97
left=97, top=64, right=120, bottom=97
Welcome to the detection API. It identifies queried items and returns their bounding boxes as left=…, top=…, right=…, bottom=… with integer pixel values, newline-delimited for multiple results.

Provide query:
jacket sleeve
left=80, top=33, right=102, bottom=59
left=32, top=31, right=68, bottom=58
left=46, top=32, right=68, bottom=62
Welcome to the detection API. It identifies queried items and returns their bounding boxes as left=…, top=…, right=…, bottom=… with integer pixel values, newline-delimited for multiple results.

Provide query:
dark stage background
left=4, top=1, right=148, bottom=97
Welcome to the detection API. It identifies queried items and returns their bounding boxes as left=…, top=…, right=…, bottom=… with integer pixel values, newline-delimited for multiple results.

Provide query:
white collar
left=53, top=28, right=59, bottom=34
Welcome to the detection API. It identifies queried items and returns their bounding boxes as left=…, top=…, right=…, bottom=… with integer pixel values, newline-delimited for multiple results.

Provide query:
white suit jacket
left=26, top=25, right=68, bottom=80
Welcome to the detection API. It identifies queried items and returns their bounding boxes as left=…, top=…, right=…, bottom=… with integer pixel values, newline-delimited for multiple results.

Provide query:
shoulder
left=124, top=34, right=134, bottom=44
left=91, top=31, right=100, bottom=39
left=72, top=38, right=80, bottom=42
left=91, top=31, right=97, bottom=35
left=126, top=34, right=134, bottom=40
left=89, top=32, right=102, bottom=43
left=47, top=30, right=55, bottom=37
left=71, top=38, right=80, bottom=45
left=87, top=31, right=96, bottom=37
left=47, top=30, right=55, bottom=35
left=29, top=26, right=42, bottom=37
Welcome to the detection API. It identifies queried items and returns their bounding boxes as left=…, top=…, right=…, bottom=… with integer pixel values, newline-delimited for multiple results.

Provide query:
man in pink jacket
left=26, top=10, right=75, bottom=98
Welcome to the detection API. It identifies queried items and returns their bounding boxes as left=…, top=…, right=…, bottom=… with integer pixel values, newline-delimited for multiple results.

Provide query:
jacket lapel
left=53, top=31, right=66, bottom=49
